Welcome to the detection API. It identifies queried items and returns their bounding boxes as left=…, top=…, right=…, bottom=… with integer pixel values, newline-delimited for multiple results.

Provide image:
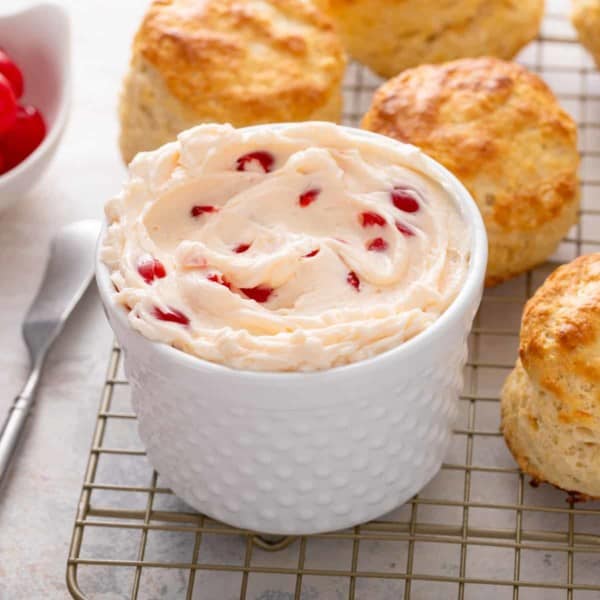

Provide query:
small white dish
left=97, top=124, right=488, bottom=535
left=0, top=2, right=70, bottom=212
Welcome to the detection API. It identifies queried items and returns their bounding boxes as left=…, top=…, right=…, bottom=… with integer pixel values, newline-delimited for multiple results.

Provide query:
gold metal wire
left=67, top=9, right=600, bottom=599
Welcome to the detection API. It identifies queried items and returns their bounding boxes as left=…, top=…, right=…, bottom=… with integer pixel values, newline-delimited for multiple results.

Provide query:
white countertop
left=0, top=1, right=148, bottom=596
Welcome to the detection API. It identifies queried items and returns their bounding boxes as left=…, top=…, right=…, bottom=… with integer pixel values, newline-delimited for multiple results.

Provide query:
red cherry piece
left=367, top=237, right=388, bottom=252
left=391, top=187, right=420, bottom=213
left=137, top=256, right=167, bottom=284
left=0, top=104, right=45, bottom=170
left=360, top=211, right=386, bottom=227
left=0, top=74, right=16, bottom=135
left=191, top=205, right=218, bottom=217
left=233, top=243, right=251, bottom=254
left=0, top=49, right=24, bottom=98
left=299, top=188, right=320, bottom=207
left=241, top=285, right=274, bottom=303
left=207, top=273, right=232, bottom=289
left=153, top=306, right=190, bottom=325
left=347, top=271, right=360, bottom=291
left=304, top=249, right=320, bottom=258
left=0, top=151, right=5, bottom=175
left=396, top=221, right=415, bottom=237
left=236, top=151, right=274, bottom=173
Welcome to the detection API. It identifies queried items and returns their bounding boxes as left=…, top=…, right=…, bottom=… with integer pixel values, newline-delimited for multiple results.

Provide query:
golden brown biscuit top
left=520, top=254, right=600, bottom=410
left=315, top=0, right=484, bottom=35
left=134, top=0, right=345, bottom=118
left=572, top=0, right=600, bottom=20
left=361, top=58, right=579, bottom=232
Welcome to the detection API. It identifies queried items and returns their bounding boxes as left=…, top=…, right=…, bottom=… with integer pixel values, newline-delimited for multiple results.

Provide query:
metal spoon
left=0, top=219, right=102, bottom=487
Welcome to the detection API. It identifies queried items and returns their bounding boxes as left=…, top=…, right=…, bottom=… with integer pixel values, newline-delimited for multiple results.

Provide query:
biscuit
left=362, top=58, right=580, bottom=286
left=501, top=254, right=600, bottom=498
left=572, top=0, right=600, bottom=68
left=119, top=0, right=346, bottom=163
left=313, top=0, right=544, bottom=78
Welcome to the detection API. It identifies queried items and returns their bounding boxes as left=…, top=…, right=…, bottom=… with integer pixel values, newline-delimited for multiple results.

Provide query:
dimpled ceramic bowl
left=96, top=125, right=487, bottom=535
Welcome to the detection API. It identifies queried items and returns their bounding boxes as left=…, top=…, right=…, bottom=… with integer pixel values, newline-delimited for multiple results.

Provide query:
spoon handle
left=0, top=367, right=41, bottom=487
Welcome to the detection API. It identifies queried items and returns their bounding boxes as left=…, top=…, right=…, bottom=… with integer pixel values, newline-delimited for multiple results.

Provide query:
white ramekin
left=96, top=124, right=487, bottom=535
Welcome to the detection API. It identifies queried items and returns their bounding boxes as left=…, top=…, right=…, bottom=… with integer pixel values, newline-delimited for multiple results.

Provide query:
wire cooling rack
left=67, top=3, right=600, bottom=599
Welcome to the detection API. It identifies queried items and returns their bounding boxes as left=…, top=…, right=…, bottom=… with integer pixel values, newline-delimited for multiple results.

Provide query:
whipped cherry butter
left=101, top=123, right=470, bottom=372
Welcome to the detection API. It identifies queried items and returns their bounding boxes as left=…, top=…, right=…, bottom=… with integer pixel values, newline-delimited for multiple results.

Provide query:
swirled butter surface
left=101, top=123, right=470, bottom=371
